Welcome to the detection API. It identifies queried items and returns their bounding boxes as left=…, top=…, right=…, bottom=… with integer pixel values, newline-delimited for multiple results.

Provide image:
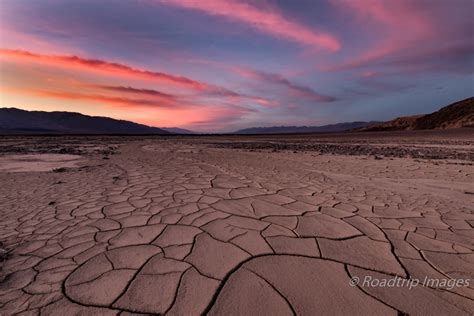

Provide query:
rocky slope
left=360, top=97, right=474, bottom=131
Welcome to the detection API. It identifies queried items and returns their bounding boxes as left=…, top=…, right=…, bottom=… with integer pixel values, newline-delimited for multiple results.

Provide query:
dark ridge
left=234, top=121, right=380, bottom=134
left=0, top=108, right=170, bottom=134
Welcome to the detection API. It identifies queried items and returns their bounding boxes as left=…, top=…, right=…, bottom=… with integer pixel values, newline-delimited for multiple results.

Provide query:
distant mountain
left=234, top=121, right=380, bottom=134
left=0, top=108, right=169, bottom=134
left=161, top=127, right=195, bottom=134
left=359, top=97, right=474, bottom=131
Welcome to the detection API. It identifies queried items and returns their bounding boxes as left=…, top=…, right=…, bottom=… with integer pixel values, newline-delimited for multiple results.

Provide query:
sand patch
left=0, top=154, right=84, bottom=172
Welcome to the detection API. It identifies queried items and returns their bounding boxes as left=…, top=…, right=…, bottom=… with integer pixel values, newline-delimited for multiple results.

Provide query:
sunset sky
left=1, top=0, right=473, bottom=132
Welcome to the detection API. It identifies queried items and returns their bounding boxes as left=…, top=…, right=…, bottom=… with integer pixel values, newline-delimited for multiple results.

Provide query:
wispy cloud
left=2, top=87, right=177, bottom=108
left=0, top=48, right=210, bottom=90
left=325, top=0, right=473, bottom=74
left=0, top=48, right=279, bottom=107
left=236, top=68, right=336, bottom=102
left=159, top=0, right=341, bottom=51
left=96, top=85, right=178, bottom=99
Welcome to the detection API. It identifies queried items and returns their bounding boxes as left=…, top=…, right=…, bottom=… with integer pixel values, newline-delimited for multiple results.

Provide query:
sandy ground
left=0, top=131, right=473, bottom=315
left=0, top=154, right=84, bottom=173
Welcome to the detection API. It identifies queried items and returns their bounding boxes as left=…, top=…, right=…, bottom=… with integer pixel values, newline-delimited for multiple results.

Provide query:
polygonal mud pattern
left=0, top=140, right=473, bottom=314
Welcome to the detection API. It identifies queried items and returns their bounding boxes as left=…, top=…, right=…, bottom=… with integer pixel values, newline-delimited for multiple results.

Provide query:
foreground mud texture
left=0, top=131, right=473, bottom=315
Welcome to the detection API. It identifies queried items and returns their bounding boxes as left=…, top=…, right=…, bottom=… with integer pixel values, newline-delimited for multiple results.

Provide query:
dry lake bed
left=0, top=130, right=473, bottom=315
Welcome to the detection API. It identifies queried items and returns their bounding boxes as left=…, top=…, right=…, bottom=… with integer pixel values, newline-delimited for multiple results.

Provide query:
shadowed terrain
left=360, top=97, right=474, bottom=132
left=0, top=108, right=169, bottom=134
left=233, top=121, right=380, bottom=134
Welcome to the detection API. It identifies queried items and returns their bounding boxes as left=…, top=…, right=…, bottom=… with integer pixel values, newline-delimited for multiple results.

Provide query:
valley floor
left=0, top=131, right=473, bottom=314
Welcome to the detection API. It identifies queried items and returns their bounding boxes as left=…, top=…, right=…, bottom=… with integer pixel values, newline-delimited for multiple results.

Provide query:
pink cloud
left=340, top=0, right=432, bottom=36
left=324, top=0, right=442, bottom=72
left=360, top=71, right=377, bottom=78
left=250, top=97, right=277, bottom=107
left=159, top=0, right=341, bottom=51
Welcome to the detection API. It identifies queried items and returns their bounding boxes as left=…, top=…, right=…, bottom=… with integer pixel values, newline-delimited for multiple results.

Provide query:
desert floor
left=0, top=130, right=473, bottom=315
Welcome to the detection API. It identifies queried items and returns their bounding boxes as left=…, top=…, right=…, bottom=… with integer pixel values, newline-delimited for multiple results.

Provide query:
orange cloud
left=0, top=48, right=277, bottom=106
left=160, top=0, right=341, bottom=51
left=3, top=85, right=254, bottom=130
left=2, top=87, right=178, bottom=108
left=0, top=48, right=210, bottom=90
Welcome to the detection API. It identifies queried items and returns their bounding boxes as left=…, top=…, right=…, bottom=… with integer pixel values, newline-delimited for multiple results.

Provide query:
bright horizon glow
left=0, top=0, right=473, bottom=132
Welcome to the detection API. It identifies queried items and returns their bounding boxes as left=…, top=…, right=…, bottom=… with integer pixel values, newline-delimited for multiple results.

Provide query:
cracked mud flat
left=0, top=131, right=473, bottom=315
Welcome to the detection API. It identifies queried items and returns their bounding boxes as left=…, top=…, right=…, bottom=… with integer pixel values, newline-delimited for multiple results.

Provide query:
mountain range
left=1, top=97, right=472, bottom=134
left=235, top=97, right=473, bottom=134
left=161, top=127, right=195, bottom=134
left=233, top=121, right=379, bottom=134
left=0, top=108, right=169, bottom=134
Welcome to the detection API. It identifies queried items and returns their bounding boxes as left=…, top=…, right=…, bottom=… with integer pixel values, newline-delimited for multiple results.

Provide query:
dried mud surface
left=0, top=130, right=473, bottom=315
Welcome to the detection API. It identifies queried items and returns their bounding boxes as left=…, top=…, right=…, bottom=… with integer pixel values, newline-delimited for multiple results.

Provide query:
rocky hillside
left=361, top=97, right=474, bottom=131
